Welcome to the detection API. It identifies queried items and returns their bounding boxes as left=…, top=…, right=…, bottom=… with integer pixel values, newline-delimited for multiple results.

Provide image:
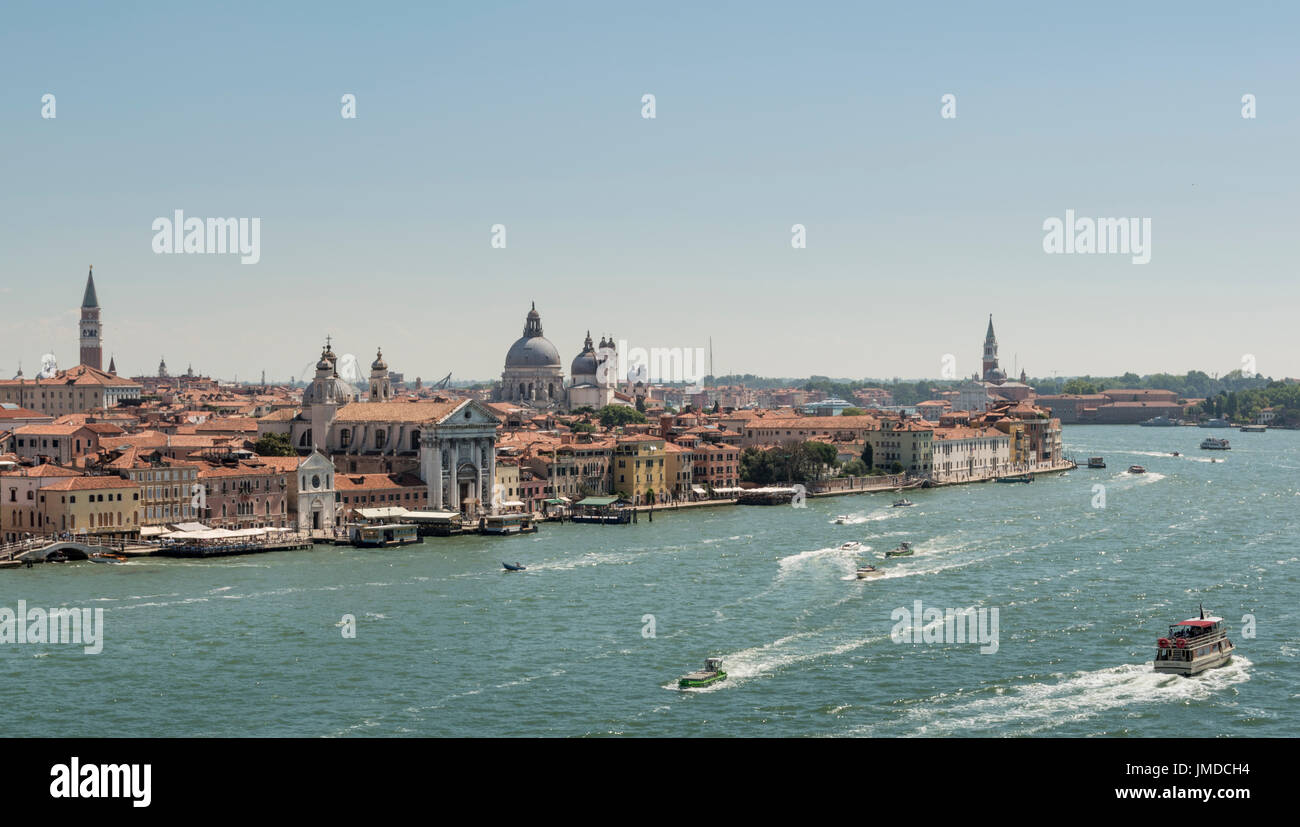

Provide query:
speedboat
left=856, top=564, right=884, bottom=580
left=88, top=552, right=127, bottom=564
left=892, top=499, right=914, bottom=507
left=1153, top=607, right=1234, bottom=676
left=1170, top=451, right=1180, bottom=457
left=502, top=561, right=527, bottom=571
left=833, top=515, right=850, bottom=524
left=679, top=657, right=727, bottom=688
left=1128, top=465, right=1146, bottom=474
left=885, top=541, right=914, bottom=558
left=838, top=541, right=862, bottom=551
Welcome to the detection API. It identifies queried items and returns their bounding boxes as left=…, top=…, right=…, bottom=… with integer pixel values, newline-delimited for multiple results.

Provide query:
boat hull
left=678, top=670, right=727, bottom=688
left=1153, top=642, right=1235, bottom=676
left=1154, top=651, right=1233, bottom=676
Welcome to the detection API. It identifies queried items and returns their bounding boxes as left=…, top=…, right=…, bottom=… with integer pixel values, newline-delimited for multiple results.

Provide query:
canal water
left=3, top=425, right=1296, bottom=736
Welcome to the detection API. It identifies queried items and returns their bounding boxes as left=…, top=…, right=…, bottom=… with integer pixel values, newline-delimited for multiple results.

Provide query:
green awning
left=543, top=498, right=568, bottom=505
left=575, top=496, right=619, bottom=506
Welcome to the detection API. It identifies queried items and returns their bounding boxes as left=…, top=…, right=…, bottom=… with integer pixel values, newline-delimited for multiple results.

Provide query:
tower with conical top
left=80, top=266, right=103, bottom=370
left=981, top=314, right=1005, bottom=383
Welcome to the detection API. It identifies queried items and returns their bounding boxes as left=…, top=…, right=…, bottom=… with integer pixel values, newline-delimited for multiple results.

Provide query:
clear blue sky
left=2, top=1, right=1297, bottom=384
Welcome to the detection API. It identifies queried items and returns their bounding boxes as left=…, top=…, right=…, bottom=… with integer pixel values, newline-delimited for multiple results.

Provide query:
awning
left=543, top=498, right=568, bottom=505
left=691, top=486, right=707, bottom=495
left=355, top=507, right=411, bottom=520
left=500, top=500, right=526, bottom=507
left=575, top=496, right=619, bottom=506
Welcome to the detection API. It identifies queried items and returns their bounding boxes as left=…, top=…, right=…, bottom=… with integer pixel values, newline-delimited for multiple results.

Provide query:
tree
left=861, top=443, right=874, bottom=469
left=635, top=396, right=646, bottom=413
left=841, top=407, right=866, bottom=416
left=254, top=432, right=296, bottom=457
left=840, top=458, right=868, bottom=477
left=597, top=405, right=647, bottom=429
left=804, top=441, right=839, bottom=478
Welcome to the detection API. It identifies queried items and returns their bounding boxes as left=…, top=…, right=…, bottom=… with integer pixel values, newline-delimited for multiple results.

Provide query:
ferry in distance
left=1200, top=437, right=1230, bottom=450
left=1140, top=416, right=1178, bottom=427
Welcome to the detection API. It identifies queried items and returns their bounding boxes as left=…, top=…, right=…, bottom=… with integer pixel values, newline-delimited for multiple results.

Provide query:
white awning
left=691, top=486, right=707, bottom=495
left=355, top=507, right=411, bottom=520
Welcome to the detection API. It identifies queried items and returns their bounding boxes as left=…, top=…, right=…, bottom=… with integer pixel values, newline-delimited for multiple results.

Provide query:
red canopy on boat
left=1176, top=619, right=1216, bottom=627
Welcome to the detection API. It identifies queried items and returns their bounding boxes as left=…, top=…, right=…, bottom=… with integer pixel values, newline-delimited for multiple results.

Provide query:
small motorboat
left=88, top=552, right=127, bottom=564
left=885, top=541, right=914, bottom=558
left=1170, top=451, right=1181, bottom=457
left=1128, top=465, right=1146, bottom=474
left=502, top=561, right=527, bottom=571
left=679, top=657, right=727, bottom=688
left=892, top=499, right=914, bottom=507
left=856, top=564, right=884, bottom=579
left=838, top=541, right=862, bottom=551
left=833, top=515, right=849, bottom=525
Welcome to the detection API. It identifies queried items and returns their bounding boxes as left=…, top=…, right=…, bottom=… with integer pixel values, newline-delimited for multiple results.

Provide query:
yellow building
left=37, top=476, right=142, bottom=538
left=613, top=436, right=666, bottom=504
left=493, top=459, right=522, bottom=511
left=865, top=419, right=933, bottom=475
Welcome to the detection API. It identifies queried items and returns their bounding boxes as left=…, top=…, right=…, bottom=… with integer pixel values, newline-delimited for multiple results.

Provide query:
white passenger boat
left=1153, top=609, right=1234, bottom=676
left=1199, top=437, right=1230, bottom=450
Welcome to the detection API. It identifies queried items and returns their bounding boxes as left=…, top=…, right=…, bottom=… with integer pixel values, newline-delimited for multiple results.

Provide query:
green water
left=2, top=425, right=1295, bottom=736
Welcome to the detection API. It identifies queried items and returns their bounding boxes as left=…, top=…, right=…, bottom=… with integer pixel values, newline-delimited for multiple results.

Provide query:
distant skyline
left=3, top=2, right=1298, bottom=382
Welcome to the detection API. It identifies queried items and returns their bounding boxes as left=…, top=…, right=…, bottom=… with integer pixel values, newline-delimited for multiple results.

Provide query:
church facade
left=264, top=342, right=502, bottom=516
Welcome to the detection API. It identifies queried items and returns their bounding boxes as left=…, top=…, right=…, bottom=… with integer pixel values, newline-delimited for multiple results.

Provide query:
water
left=3, top=425, right=1296, bottom=736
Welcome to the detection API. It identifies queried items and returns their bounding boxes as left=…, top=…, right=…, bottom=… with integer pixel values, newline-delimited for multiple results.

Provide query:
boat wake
left=851, top=657, right=1252, bottom=736
left=776, top=545, right=868, bottom=581
left=676, top=630, right=889, bottom=691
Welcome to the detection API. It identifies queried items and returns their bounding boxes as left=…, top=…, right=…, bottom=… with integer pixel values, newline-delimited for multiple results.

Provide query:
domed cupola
left=504, top=302, right=561, bottom=369
left=369, top=347, right=393, bottom=403
left=570, top=332, right=599, bottom=380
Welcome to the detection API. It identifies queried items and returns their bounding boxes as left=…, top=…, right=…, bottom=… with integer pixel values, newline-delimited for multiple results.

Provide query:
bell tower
left=80, top=266, right=103, bottom=370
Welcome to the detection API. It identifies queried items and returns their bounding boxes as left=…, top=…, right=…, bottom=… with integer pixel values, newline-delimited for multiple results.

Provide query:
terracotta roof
left=39, top=476, right=140, bottom=491
left=332, top=400, right=469, bottom=424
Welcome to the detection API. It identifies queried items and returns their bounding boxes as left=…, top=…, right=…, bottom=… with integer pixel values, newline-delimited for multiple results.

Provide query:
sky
left=1, top=1, right=1298, bottom=384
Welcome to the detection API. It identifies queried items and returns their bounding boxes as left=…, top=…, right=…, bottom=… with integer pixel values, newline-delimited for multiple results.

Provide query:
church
left=261, top=341, right=501, bottom=516
left=493, top=303, right=621, bottom=411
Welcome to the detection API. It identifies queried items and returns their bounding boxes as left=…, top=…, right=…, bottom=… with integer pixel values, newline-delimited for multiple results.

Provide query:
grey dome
left=506, top=335, right=561, bottom=368
left=570, top=332, right=598, bottom=377
left=504, top=303, right=561, bottom=368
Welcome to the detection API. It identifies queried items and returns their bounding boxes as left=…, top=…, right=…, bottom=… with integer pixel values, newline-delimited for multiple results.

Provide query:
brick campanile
left=80, top=266, right=103, bottom=370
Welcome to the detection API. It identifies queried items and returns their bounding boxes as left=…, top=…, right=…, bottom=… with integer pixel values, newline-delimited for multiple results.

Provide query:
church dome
left=505, top=303, right=561, bottom=368
left=371, top=348, right=387, bottom=371
left=570, top=332, right=598, bottom=378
